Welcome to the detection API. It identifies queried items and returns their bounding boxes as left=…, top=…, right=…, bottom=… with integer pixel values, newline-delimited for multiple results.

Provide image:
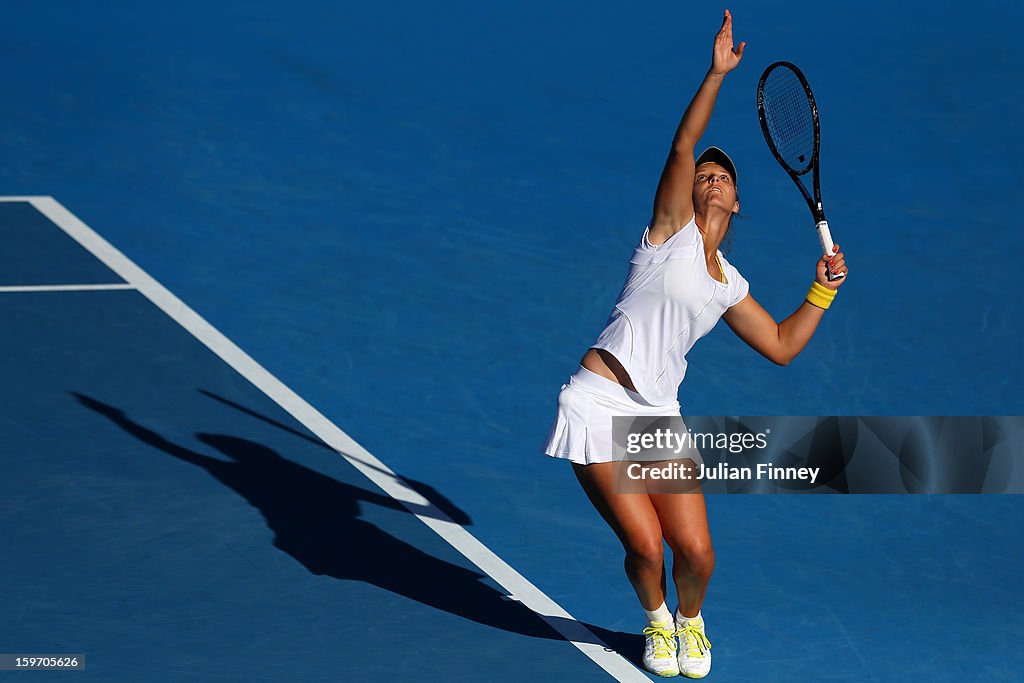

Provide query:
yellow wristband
left=806, top=281, right=836, bottom=310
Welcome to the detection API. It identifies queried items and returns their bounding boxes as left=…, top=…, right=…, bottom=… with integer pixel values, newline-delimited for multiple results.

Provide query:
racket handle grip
left=816, top=220, right=846, bottom=281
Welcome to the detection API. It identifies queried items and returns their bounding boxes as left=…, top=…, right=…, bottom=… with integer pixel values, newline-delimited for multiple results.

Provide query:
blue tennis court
left=1, top=1, right=1022, bottom=680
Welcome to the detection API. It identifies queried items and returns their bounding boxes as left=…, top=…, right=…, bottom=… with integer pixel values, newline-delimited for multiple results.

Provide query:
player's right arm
left=649, top=10, right=745, bottom=240
left=722, top=248, right=848, bottom=365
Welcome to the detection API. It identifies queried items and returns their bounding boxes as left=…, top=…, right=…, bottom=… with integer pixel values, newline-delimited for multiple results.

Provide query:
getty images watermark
left=611, top=416, right=822, bottom=493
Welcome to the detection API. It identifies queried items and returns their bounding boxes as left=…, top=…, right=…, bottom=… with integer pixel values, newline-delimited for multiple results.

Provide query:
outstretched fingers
left=723, top=10, right=743, bottom=57
left=712, top=10, right=744, bottom=72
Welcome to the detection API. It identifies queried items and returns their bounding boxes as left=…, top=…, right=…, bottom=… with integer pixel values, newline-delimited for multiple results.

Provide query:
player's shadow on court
left=72, top=392, right=638, bottom=657
left=194, top=389, right=471, bottom=525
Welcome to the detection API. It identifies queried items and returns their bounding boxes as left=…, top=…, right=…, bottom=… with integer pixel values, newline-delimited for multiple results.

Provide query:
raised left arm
left=650, top=10, right=746, bottom=237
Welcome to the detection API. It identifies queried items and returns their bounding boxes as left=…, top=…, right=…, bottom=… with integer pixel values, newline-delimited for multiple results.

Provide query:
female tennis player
left=542, top=10, right=848, bottom=679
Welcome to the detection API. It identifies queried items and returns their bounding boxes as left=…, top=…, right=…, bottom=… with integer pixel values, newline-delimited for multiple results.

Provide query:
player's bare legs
left=650, top=490, right=714, bottom=618
left=572, top=462, right=667, bottom=609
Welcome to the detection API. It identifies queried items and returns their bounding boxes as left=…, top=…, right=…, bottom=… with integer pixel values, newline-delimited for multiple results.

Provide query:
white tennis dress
left=543, top=216, right=749, bottom=465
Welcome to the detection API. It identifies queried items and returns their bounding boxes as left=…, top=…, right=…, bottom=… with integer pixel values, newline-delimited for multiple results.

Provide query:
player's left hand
left=815, top=244, right=848, bottom=289
left=710, top=9, right=746, bottom=75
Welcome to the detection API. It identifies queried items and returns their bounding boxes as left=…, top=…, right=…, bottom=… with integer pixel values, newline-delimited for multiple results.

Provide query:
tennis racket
left=756, top=61, right=844, bottom=280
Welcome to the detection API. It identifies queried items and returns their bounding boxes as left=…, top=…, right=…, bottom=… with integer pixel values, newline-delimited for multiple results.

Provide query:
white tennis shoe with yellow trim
left=641, top=620, right=680, bottom=677
left=676, top=614, right=711, bottom=678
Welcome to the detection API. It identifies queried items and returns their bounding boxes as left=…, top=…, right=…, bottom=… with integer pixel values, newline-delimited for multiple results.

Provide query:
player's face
left=693, top=163, right=739, bottom=215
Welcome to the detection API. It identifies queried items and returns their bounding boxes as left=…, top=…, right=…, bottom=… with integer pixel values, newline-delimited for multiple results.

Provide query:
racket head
left=757, top=61, right=820, bottom=178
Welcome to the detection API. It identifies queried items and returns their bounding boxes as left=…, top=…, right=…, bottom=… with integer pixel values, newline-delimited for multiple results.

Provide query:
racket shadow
left=71, top=391, right=624, bottom=649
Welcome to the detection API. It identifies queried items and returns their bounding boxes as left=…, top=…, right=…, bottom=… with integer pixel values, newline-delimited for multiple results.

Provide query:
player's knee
left=625, top=535, right=664, bottom=568
left=669, top=536, right=714, bottom=577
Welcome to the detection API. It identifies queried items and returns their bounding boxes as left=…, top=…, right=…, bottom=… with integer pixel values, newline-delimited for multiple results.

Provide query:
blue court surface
left=1, top=1, right=1022, bottom=681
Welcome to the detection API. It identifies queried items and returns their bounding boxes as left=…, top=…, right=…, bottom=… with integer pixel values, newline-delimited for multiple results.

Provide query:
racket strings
left=761, top=68, right=815, bottom=173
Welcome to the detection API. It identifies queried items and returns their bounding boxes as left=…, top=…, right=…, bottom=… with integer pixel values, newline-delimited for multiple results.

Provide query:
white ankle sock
left=676, top=608, right=702, bottom=625
left=644, top=602, right=673, bottom=625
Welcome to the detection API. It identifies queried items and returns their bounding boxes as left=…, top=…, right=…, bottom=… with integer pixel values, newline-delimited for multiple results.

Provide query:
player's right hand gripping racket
left=757, top=61, right=844, bottom=280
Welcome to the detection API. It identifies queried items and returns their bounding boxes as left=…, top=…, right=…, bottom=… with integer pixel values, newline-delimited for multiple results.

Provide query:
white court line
left=0, top=284, right=134, bottom=293
left=15, top=196, right=646, bottom=682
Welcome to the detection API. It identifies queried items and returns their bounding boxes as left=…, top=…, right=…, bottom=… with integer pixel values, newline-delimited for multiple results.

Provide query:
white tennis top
left=592, top=216, right=749, bottom=406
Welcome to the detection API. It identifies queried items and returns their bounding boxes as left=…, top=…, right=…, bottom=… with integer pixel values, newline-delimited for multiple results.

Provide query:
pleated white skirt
left=541, top=365, right=682, bottom=465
